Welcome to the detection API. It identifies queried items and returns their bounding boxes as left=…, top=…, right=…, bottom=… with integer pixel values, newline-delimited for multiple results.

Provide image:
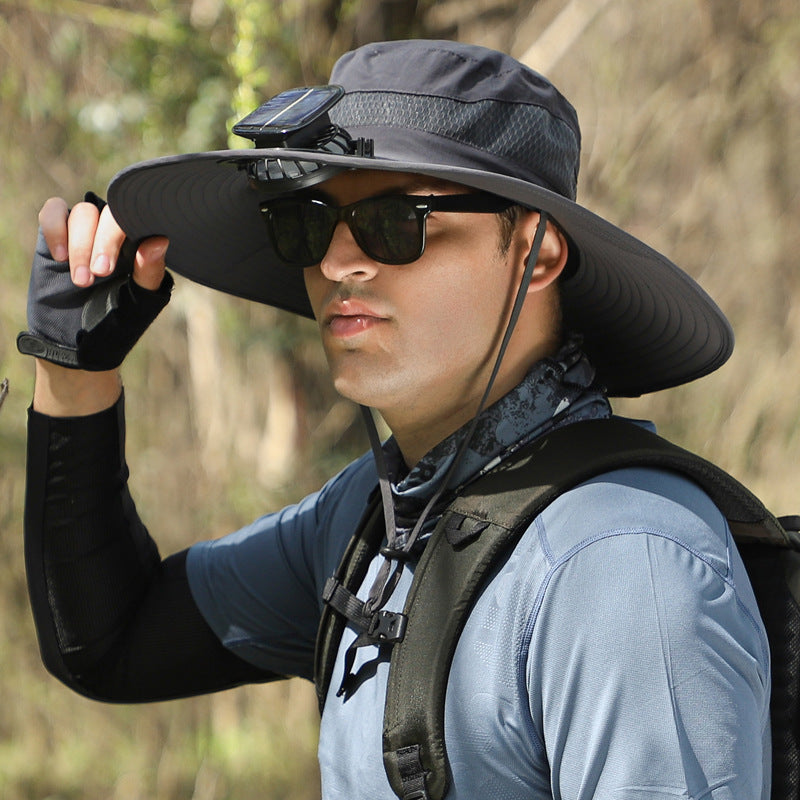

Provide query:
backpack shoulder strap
left=382, top=417, right=791, bottom=800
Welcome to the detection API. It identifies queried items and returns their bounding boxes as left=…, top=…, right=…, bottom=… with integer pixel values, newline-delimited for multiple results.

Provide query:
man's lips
left=323, top=298, right=389, bottom=338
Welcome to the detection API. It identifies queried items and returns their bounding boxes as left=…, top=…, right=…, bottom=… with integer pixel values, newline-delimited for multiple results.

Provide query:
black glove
left=17, top=194, right=173, bottom=371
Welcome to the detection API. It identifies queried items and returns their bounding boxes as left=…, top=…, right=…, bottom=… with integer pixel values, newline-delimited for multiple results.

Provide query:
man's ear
left=514, top=211, right=569, bottom=293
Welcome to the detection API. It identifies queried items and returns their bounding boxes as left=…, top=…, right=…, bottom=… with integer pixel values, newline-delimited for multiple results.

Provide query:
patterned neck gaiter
left=384, top=334, right=612, bottom=541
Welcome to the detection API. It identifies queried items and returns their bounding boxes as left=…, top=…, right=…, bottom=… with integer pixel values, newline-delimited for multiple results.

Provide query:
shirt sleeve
left=187, top=452, right=378, bottom=681
left=527, top=467, right=770, bottom=800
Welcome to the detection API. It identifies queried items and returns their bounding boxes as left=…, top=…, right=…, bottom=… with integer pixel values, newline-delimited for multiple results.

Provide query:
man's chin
left=331, top=372, right=402, bottom=414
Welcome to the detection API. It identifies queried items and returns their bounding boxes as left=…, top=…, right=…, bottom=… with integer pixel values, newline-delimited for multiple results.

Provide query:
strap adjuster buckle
left=368, top=610, right=408, bottom=643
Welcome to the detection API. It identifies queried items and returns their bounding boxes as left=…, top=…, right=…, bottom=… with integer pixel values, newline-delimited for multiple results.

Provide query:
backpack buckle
left=368, top=610, right=408, bottom=643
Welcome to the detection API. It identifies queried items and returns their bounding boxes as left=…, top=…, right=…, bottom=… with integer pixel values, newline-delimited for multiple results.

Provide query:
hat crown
left=328, top=40, right=581, bottom=200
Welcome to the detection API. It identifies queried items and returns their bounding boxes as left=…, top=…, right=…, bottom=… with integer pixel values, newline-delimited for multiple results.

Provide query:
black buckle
left=368, top=610, right=407, bottom=643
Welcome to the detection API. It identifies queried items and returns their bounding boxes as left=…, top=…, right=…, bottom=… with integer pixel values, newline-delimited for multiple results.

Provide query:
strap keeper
left=322, top=576, right=339, bottom=604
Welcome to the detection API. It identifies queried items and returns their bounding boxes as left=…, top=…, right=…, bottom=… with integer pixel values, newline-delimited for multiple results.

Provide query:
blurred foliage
left=0, top=0, right=799, bottom=797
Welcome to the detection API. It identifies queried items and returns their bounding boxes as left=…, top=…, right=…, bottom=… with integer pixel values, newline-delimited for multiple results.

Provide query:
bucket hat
left=107, top=39, right=733, bottom=397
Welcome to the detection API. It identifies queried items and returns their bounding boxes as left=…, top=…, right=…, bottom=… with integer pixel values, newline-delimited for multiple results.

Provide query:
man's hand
left=40, top=194, right=168, bottom=292
left=21, top=194, right=172, bottom=416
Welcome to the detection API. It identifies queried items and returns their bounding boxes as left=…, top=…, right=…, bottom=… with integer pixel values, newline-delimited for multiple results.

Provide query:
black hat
left=107, top=39, right=733, bottom=396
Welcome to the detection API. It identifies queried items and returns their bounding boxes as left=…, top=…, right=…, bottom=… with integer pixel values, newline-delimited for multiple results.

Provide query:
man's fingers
left=88, top=205, right=127, bottom=282
left=65, top=201, right=102, bottom=287
left=38, top=197, right=70, bottom=263
left=133, top=237, right=169, bottom=291
left=37, top=195, right=168, bottom=292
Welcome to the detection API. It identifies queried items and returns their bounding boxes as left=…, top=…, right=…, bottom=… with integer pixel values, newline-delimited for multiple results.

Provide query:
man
left=20, top=40, right=769, bottom=799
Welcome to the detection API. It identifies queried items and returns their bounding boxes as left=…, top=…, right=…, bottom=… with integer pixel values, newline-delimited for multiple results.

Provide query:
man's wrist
left=33, top=358, right=122, bottom=417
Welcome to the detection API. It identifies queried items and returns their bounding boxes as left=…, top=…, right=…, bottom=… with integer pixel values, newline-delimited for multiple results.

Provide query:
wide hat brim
left=107, top=146, right=733, bottom=397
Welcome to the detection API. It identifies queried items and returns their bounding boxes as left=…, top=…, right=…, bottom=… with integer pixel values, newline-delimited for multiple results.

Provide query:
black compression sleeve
left=82, top=548, right=278, bottom=702
left=25, top=395, right=276, bottom=702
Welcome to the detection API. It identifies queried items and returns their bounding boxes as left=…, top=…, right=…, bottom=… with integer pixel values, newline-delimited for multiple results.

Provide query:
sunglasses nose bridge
left=337, top=203, right=360, bottom=243
left=319, top=212, right=382, bottom=281
left=341, top=201, right=383, bottom=259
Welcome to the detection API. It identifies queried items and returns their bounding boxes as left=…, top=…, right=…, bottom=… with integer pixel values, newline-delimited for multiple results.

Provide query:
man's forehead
left=319, top=169, right=470, bottom=199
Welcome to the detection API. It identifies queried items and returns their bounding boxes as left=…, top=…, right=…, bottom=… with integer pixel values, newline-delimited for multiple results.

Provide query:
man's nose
left=318, top=222, right=380, bottom=282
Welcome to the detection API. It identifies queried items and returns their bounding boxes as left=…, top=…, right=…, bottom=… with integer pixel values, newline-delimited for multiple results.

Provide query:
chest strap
left=323, top=577, right=408, bottom=644
left=322, top=574, right=408, bottom=698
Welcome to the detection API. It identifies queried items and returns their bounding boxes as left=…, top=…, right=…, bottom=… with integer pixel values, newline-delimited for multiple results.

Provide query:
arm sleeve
left=24, top=395, right=275, bottom=703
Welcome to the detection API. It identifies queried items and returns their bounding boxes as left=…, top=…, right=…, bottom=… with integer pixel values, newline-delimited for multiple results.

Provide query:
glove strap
left=17, top=333, right=80, bottom=368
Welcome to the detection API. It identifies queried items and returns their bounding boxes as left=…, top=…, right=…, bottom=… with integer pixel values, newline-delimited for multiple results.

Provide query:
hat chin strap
left=360, top=211, right=550, bottom=614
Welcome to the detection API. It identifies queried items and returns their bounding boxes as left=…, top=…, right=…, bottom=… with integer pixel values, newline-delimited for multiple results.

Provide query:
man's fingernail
left=74, top=265, right=92, bottom=286
left=53, top=245, right=68, bottom=262
left=92, top=254, right=110, bottom=275
left=149, top=241, right=169, bottom=260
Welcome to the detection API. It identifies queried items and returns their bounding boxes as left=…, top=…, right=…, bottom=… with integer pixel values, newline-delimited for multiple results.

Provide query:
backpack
left=315, top=417, right=800, bottom=800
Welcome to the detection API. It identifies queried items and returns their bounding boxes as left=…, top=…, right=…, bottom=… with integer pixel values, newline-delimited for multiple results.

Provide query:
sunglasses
left=259, top=192, right=515, bottom=268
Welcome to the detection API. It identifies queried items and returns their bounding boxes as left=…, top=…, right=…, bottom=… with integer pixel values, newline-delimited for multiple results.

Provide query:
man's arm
left=33, top=360, right=121, bottom=416
left=26, top=383, right=277, bottom=702
left=23, top=199, right=276, bottom=701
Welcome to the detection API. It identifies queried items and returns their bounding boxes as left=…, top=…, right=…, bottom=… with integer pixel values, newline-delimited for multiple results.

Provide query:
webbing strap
left=323, top=577, right=373, bottom=631
left=395, top=745, right=430, bottom=800
left=323, top=577, right=408, bottom=642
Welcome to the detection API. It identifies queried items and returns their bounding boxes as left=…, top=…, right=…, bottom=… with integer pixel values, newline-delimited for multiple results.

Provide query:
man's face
left=302, top=170, right=531, bottom=455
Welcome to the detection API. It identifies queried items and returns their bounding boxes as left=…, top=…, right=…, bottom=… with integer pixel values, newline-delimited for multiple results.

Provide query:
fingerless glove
left=17, top=193, right=173, bottom=370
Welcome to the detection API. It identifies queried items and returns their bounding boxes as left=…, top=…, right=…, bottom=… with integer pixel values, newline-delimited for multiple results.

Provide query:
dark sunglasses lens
left=267, top=200, right=335, bottom=266
left=351, top=196, right=423, bottom=264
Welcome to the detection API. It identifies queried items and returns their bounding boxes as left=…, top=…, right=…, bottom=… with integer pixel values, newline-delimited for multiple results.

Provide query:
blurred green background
left=1, top=0, right=798, bottom=797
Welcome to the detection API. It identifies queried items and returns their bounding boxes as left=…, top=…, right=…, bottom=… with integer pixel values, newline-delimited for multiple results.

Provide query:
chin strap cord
left=332, top=212, right=550, bottom=703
